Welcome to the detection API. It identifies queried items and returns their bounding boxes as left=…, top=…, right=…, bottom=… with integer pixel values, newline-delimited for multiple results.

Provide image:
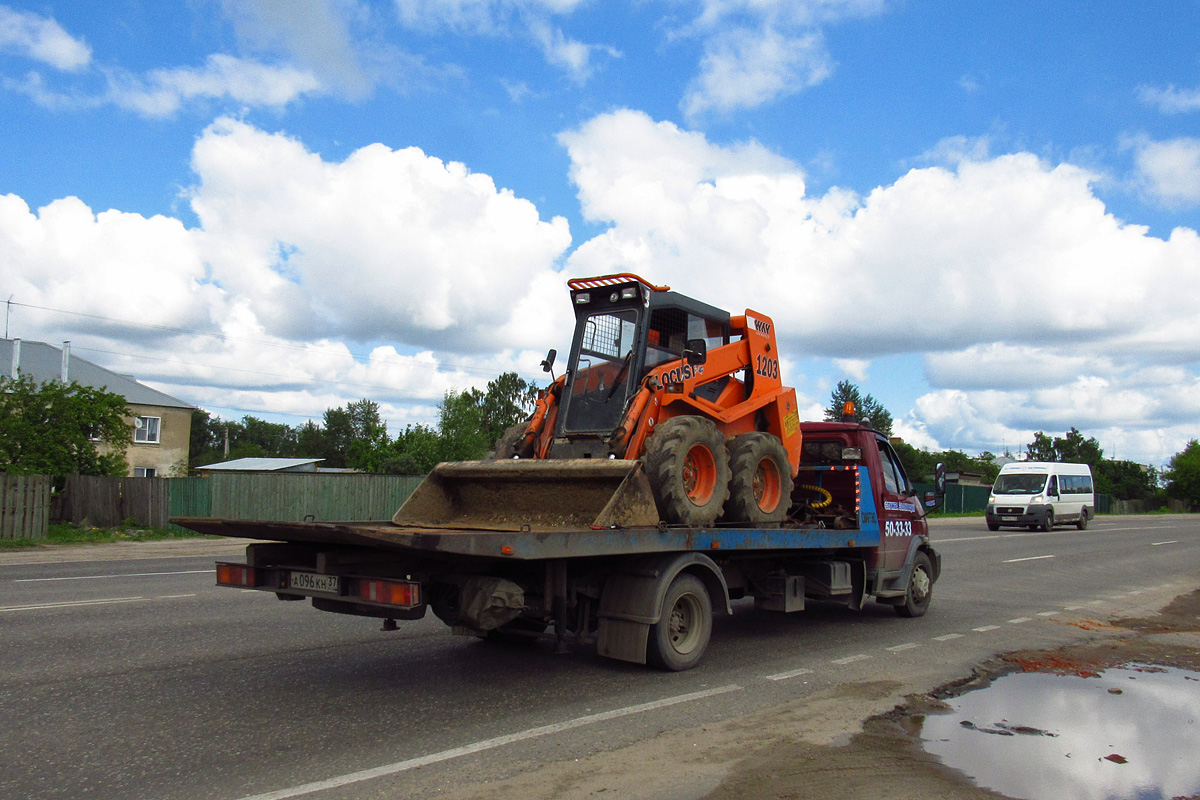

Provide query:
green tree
left=479, top=372, right=538, bottom=443
left=1025, top=428, right=1103, bottom=471
left=0, top=374, right=130, bottom=477
left=1164, top=440, right=1200, bottom=510
left=823, top=380, right=893, bottom=437
left=1097, top=460, right=1160, bottom=502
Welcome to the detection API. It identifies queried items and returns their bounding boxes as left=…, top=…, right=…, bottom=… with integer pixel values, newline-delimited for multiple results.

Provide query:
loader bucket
left=391, top=459, right=661, bottom=532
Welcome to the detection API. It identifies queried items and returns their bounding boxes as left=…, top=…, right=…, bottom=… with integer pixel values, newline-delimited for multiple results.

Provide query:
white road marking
left=0, top=596, right=145, bottom=612
left=14, top=569, right=215, bottom=583
left=1003, top=555, right=1055, bottom=563
left=933, top=633, right=963, bottom=641
left=1064, top=605, right=1084, bottom=611
left=973, top=625, right=1000, bottom=632
left=766, top=667, right=813, bottom=681
left=1037, top=611, right=1059, bottom=617
left=1151, top=540, right=1178, bottom=546
left=831, top=654, right=871, bottom=665
left=156, top=593, right=197, bottom=599
left=1008, top=617, right=1031, bottom=624
left=886, top=643, right=919, bottom=652
left=235, top=684, right=744, bottom=800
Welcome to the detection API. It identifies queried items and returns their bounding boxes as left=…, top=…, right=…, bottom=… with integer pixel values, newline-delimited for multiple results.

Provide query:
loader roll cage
left=560, top=276, right=732, bottom=437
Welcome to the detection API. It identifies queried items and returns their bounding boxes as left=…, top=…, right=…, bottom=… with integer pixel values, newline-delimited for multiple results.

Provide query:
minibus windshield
left=993, top=474, right=1048, bottom=495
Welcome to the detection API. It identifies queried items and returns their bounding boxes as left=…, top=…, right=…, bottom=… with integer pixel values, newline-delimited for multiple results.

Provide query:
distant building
left=3, top=338, right=193, bottom=477
left=197, top=458, right=325, bottom=474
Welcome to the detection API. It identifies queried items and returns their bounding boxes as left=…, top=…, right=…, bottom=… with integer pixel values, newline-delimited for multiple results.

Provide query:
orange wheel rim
left=682, top=444, right=717, bottom=505
left=753, top=457, right=782, bottom=512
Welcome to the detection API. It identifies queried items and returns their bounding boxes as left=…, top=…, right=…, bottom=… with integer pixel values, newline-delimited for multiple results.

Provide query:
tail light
left=216, top=563, right=257, bottom=588
left=358, top=579, right=421, bottom=607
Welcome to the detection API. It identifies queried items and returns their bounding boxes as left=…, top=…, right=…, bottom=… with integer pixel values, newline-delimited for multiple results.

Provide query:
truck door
left=875, top=437, right=920, bottom=571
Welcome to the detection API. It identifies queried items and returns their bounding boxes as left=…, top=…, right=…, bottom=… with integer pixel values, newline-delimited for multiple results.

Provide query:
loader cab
left=556, top=275, right=730, bottom=452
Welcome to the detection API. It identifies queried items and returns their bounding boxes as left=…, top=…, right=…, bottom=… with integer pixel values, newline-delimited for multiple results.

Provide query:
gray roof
left=197, top=458, right=324, bottom=472
left=2, top=338, right=193, bottom=410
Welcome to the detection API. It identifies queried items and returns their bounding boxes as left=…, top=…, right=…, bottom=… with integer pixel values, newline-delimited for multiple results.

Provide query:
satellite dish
left=134, top=419, right=144, bottom=429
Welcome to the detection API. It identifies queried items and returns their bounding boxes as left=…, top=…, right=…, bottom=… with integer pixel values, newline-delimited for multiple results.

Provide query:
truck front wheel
left=647, top=574, right=712, bottom=671
left=895, top=551, right=933, bottom=618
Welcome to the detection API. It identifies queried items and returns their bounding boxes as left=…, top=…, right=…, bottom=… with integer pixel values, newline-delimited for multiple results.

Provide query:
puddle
left=920, top=664, right=1200, bottom=800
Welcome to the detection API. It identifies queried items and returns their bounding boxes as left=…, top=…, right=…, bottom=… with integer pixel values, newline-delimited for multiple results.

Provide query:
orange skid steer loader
left=394, top=274, right=804, bottom=531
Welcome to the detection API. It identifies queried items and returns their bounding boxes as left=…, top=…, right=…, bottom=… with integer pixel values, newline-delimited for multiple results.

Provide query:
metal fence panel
left=1, top=474, right=51, bottom=539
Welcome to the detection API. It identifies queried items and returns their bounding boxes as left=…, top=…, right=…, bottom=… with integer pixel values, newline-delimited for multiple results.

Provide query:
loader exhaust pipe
left=392, top=459, right=661, bottom=532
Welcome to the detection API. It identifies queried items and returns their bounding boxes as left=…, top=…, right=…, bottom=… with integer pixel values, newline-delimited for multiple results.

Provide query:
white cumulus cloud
left=0, top=5, right=90, bottom=71
left=1130, top=136, right=1200, bottom=208
left=558, top=109, right=1200, bottom=464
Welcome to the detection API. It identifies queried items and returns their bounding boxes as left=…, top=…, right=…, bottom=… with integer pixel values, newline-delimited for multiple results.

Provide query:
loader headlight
left=575, top=292, right=590, bottom=304
left=621, top=286, right=638, bottom=299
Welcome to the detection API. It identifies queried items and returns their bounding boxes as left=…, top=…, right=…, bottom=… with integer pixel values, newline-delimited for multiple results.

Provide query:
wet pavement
left=921, top=664, right=1200, bottom=800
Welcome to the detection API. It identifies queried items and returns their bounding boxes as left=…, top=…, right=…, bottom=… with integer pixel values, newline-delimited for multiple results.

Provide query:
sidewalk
left=0, top=537, right=259, bottom=566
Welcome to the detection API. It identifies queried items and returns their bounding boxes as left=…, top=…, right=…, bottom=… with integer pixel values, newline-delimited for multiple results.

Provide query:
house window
left=134, top=467, right=157, bottom=478
left=134, top=416, right=161, bottom=444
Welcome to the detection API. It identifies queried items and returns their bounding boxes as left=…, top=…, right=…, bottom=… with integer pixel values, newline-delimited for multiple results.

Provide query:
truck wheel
left=1076, top=510, right=1089, bottom=530
left=895, top=551, right=933, bottom=618
left=724, top=433, right=794, bottom=524
left=644, top=416, right=730, bottom=526
left=987, top=520, right=1000, bottom=531
left=1040, top=510, right=1054, bottom=532
left=491, top=422, right=533, bottom=459
left=647, top=573, right=712, bottom=671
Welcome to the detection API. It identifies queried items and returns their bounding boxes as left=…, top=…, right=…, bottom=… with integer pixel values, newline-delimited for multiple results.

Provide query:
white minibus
left=986, top=461, right=1095, bottom=531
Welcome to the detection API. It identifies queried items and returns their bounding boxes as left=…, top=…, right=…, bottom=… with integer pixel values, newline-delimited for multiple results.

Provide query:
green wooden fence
left=169, top=473, right=426, bottom=524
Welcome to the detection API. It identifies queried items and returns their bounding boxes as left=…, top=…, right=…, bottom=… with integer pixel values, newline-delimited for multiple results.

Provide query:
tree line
left=189, top=372, right=537, bottom=474
left=4, top=370, right=1200, bottom=511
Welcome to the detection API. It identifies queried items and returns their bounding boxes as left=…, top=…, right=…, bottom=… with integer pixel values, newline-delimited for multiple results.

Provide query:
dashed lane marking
left=886, top=643, right=919, bottom=652
left=235, top=684, right=744, bottom=800
left=14, top=569, right=215, bottom=583
left=0, top=596, right=145, bottom=612
left=766, top=667, right=814, bottom=681
left=831, top=654, right=872, bottom=665
left=1008, top=617, right=1031, bottom=624
left=1003, top=555, right=1055, bottom=563
left=973, top=625, right=1001, bottom=632
left=933, top=634, right=963, bottom=641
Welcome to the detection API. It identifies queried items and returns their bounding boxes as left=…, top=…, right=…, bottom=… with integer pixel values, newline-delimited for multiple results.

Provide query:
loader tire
left=644, top=416, right=730, bottom=527
left=723, top=433, right=794, bottom=525
left=491, top=422, right=533, bottom=459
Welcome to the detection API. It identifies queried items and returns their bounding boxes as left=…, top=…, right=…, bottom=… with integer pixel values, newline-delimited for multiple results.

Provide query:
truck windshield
left=993, top=474, right=1048, bottom=495
left=562, top=309, right=639, bottom=433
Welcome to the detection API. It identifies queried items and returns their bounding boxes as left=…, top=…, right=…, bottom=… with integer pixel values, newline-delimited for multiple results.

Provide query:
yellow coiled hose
left=797, top=484, right=833, bottom=510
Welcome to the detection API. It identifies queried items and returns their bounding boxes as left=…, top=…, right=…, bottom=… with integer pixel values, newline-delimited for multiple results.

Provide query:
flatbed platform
left=173, top=518, right=883, bottom=560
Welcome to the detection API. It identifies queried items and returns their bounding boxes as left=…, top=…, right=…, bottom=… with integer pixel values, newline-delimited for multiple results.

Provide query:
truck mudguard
left=876, top=536, right=941, bottom=600
left=596, top=552, right=731, bottom=664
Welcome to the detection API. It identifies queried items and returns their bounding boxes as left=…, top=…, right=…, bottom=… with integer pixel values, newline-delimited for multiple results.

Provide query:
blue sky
left=1, top=0, right=1198, bottom=467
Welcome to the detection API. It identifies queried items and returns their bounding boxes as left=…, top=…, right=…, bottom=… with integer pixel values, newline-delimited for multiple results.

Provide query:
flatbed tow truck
left=178, top=275, right=942, bottom=670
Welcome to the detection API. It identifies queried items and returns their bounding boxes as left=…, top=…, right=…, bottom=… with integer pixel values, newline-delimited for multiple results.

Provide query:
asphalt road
left=1, top=515, right=1197, bottom=800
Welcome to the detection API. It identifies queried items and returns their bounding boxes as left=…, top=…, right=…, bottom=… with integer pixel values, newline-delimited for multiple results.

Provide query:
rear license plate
left=288, top=571, right=339, bottom=594
left=1001, top=516, right=1017, bottom=522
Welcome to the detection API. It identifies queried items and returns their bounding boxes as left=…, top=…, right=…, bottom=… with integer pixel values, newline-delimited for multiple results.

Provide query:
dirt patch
left=707, top=589, right=1200, bottom=800
left=430, top=590, right=1200, bottom=800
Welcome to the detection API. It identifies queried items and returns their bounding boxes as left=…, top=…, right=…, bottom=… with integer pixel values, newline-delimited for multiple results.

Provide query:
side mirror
left=926, top=462, right=947, bottom=508
left=540, top=349, right=557, bottom=376
left=683, top=338, right=707, bottom=365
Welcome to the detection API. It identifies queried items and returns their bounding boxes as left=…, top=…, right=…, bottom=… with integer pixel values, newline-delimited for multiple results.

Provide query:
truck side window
left=876, top=440, right=902, bottom=494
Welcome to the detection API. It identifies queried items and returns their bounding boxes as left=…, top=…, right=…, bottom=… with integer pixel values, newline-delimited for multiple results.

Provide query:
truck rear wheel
left=724, top=433, right=794, bottom=524
left=644, top=416, right=730, bottom=526
left=895, top=551, right=933, bottom=618
left=647, top=573, right=712, bottom=671
left=1040, top=510, right=1054, bottom=532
